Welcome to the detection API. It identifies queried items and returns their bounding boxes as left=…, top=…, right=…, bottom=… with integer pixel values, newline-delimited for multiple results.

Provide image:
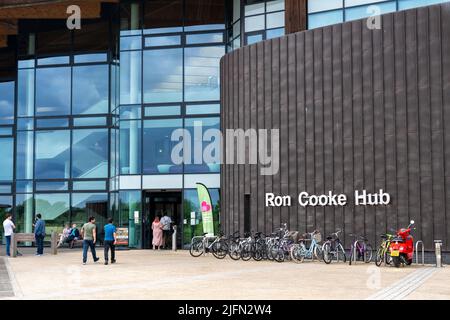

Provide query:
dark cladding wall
left=220, top=3, right=450, bottom=251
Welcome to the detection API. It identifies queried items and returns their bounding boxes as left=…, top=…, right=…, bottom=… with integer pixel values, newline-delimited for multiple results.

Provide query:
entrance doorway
left=142, top=190, right=182, bottom=249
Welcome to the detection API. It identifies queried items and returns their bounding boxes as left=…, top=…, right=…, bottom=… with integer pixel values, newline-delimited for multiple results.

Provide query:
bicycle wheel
left=252, top=243, right=264, bottom=261
left=228, top=242, right=241, bottom=260
left=240, top=243, right=252, bottom=261
left=314, top=245, right=323, bottom=262
left=211, top=240, right=228, bottom=259
left=270, top=244, right=284, bottom=262
left=322, top=242, right=333, bottom=264
left=189, top=238, right=204, bottom=257
left=348, top=245, right=354, bottom=265
left=290, top=244, right=305, bottom=263
left=336, top=243, right=347, bottom=263
left=375, top=247, right=384, bottom=267
left=364, top=244, right=373, bottom=263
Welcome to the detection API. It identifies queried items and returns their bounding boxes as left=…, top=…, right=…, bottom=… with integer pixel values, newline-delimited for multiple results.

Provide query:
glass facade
left=308, top=0, right=450, bottom=29
left=0, top=0, right=225, bottom=248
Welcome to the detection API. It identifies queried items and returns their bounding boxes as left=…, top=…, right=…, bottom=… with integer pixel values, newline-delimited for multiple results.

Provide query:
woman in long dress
left=152, top=216, right=163, bottom=250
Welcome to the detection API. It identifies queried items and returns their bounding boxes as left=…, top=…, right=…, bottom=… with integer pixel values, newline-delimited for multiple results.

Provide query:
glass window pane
left=267, top=27, right=285, bottom=39
left=35, top=193, right=70, bottom=228
left=36, top=67, right=71, bottom=116
left=17, top=118, right=34, bottom=130
left=15, top=193, right=33, bottom=233
left=0, top=127, right=12, bottom=136
left=36, top=118, right=69, bottom=129
left=73, top=117, right=107, bottom=127
left=186, top=104, right=220, bottom=115
left=143, top=119, right=183, bottom=174
left=120, top=36, right=142, bottom=51
left=37, top=56, right=70, bottom=66
left=118, top=191, right=141, bottom=248
left=0, top=184, right=11, bottom=194
left=35, top=130, right=70, bottom=179
left=17, top=69, right=35, bottom=117
left=73, top=181, right=107, bottom=191
left=184, top=46, right=224, bottom=102
left=16, top=180, right=33, bottom=193
left=143, top=48, right=183, bottom=103
left=35, top=181, right=68, bottom=191
left=71, top=193, right=108, bottom=228
left=120, top=105, right=141, bottom=120
left=308, top=0, right=343, bottom=13
left=184, top=117, right=220, bottom=173
left=72, top=129, right=109, bottom=178
left=74, top=53, right=108, bottom=64
left=266, top=0, right=285, bottom=12
left=73, top=65, right=109, bottom=115
left=345, top=2, right=396, bottom=21
left=144, top=106, right=181, bottom=117
left=245, top=15, right=265, bottom=32
left=245, top=2, right=265, bottom=16
left=186, top=33, right=223, bottom=44
left=145, top=35, right=181, bottom=47
left=345, top=0, right=387, bottom=7
left=0, top=196, right=13, bottom=237
left=246, top=33, right=263, bottom=45
left=0, top=81, right=15, bottom=124
left=18, top=59, right=35, bottom=69
left=16, top=131, right=34, bottom=180
left=308, top=10, right=344, bottom=29
left=0, top=138, right=13, bottom=181
left=0, top=81, right=14, bottom=124
left=233, top=0, right=241, bottom=23
left=399, top=0, right=450, bottom=10
left=266, top=11, right=285, bottom=29
left=120, top=120, right=142, bottom=174
left=120, top=51, right=142, bottom=105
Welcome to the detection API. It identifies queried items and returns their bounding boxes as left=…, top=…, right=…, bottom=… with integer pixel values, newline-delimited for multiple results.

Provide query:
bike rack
left=353, top=240, right=358, bottom=264
left=415, top=240, right=424, bottom=265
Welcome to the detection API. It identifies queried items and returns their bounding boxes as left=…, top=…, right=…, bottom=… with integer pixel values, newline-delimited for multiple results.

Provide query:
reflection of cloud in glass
left=0, top=81, right=14, bottom=118
left=36, top=67, right=71, bottom=116
left=73, top=65, right=109, bottom=114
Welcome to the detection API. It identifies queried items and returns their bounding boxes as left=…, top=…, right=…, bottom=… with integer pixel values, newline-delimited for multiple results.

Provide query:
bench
left=11, top=232, right=58, bottom=257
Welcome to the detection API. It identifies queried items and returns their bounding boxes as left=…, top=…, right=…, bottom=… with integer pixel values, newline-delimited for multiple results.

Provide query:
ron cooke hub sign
left=265, top=190, right=391, bottom=207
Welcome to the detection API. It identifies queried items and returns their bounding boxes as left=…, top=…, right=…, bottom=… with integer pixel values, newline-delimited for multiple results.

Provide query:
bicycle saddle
left=326, top=236, right=333, bottom=240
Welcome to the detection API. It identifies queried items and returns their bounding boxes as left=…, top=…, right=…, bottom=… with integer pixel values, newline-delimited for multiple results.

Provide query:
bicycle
left=189, top=233, right=228, bottom=259
left=348, top=234, right=373, bottom=265
left=375, top=233, right=394, bottom=266
left=290, top=230, right=323, bottom=263
left=322, top=230, right=347, bottom=264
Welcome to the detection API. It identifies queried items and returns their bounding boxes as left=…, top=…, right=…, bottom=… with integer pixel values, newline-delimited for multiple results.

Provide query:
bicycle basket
left=313, top=232, right=322, bottom=242
left=287, top=231, right=299, bottom=242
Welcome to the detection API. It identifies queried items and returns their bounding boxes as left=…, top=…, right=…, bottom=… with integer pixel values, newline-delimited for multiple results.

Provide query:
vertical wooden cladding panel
left=221, top=4, right=450, bottom=251
left=285, top=0, right=307, bottom=34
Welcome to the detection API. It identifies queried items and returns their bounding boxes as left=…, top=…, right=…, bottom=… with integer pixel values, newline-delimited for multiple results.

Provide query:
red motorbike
left=389, top=220, right=415, bottom=268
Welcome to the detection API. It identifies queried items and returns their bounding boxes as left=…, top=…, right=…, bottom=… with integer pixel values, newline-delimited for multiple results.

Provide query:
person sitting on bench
left=66, top=224, right=81, bottom=248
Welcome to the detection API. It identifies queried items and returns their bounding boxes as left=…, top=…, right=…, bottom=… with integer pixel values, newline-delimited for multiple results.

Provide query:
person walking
left=81, top=216, right=99, bottom=265
left=34, top=214, right=46, bottom=256
left=160, top=212, right=172, bottom=249
left=2, top=214, right=15, bottom=257
left=103, top=218, right=117, bottom=265
left=152, top=215, right=163, bottom=250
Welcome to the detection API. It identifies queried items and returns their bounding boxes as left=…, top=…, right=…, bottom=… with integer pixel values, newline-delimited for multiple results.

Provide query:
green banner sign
left=196, top=183, right=214, bottom=236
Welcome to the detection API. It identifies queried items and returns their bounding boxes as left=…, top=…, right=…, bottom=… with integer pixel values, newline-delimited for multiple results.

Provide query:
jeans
left=35, top=234, right=44, bottom=255
left=82, top=240, right=98, bottom=263
left=104, top=240, right=115, bottom=262
left=5, top=235, right=11, bottom=256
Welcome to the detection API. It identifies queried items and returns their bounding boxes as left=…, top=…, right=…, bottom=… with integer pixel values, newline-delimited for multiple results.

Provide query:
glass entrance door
left=142, top=191, right=182, bottom=249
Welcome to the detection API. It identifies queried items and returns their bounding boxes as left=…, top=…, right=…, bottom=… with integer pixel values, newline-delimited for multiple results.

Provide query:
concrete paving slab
left=3, top=250, right=448, bottom=300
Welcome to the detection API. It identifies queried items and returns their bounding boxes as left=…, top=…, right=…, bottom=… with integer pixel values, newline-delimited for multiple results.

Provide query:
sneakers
left=104, top=261, right=108, bottom=265
left=83, top=262, right=86, bottom=265
left=111, top=259, right=116, bottom=264
left=94, top=257, right=100, bottom=263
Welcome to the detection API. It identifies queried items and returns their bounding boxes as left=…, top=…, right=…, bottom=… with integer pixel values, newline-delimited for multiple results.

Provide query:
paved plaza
left=1, top=249, right=448, bottom=300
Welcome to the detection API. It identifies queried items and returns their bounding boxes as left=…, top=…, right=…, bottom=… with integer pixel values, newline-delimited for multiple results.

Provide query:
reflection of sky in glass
left=0, top=138, right=13, bottom=180
left=184, top=46, right=224, bottom=102
left=36, top=67, right=71, bottom=116
left=0, top=81, right=14, bottom=120
left=143, top=48, right=183, bottom=103
left=72, top=65, right=109, bottom=115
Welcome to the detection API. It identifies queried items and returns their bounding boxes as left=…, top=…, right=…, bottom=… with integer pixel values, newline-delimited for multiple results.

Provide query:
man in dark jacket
left=34, top=213, right=46, bottom=256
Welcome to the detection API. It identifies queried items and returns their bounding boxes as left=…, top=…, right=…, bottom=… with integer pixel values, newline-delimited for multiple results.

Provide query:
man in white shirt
left=160, top=213, right=172, bottom=249
left=3, top=214, right=15, bottom=257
